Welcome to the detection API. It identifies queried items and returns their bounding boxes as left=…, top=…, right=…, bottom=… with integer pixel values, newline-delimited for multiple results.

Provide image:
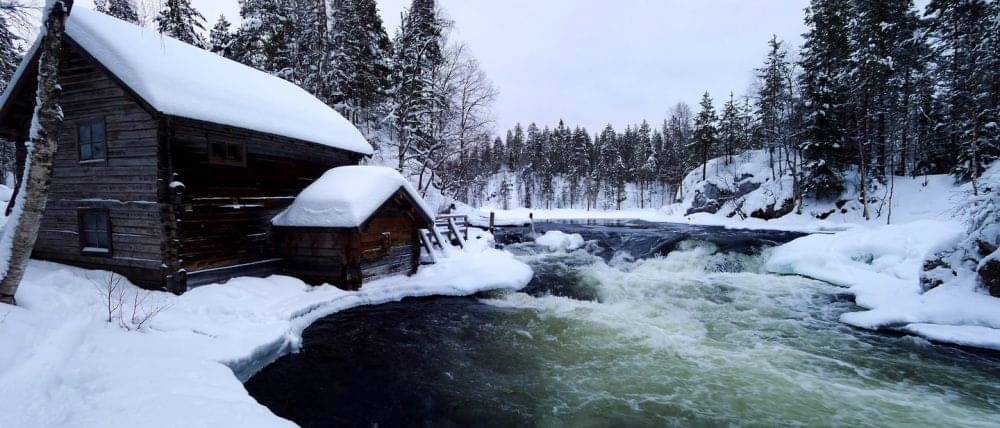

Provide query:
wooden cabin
left=0, top=8, right=384, bottom=292
left=272, top=166, right=435, bottom=289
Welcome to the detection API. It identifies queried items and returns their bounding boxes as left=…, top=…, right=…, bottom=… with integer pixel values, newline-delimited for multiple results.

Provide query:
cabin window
left=208, top=141, right=246, bottom=166
left=78, top=119, right=107, bottom=162
left=79, top=209, right=112, bottom=255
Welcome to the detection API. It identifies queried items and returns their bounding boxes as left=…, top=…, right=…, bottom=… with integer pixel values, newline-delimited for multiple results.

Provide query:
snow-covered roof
left=1, top=7, right=372, bottom=155
left=272, top=166, right=435, bottom=228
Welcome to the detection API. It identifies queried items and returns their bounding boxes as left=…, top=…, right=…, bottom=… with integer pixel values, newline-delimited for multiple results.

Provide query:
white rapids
left=478, top=240, right=1000, bottom=426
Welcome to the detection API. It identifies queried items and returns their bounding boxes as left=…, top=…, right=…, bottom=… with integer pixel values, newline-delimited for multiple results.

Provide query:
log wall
left=274, top=190, right=426, bottom=289
left=168, top=117, right=361, bottom=286
left=31, top=42, right=165, bottom=289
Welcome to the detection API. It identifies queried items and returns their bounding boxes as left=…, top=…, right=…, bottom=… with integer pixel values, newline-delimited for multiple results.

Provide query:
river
left=245, top=221, right=1000, bottom=427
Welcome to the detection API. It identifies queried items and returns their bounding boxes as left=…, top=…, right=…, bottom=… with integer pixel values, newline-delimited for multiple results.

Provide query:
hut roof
left=0, top=7, right=373, bottom=155
left=272, top=166, right=435, bottom=228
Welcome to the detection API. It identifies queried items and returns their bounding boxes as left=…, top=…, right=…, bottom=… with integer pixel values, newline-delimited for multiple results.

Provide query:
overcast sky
left=75, top=0, right=811, bottom=133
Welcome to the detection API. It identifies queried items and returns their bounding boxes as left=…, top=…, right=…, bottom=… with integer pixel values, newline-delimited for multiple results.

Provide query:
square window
left=79, top=210, right=111, bottom=254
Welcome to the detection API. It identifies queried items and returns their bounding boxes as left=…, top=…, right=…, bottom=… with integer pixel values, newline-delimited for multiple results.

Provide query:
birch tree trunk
left=0, top=0, right=72, bottom=305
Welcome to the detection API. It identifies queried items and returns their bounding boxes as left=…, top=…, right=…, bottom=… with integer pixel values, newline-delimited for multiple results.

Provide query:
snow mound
left=272, top=166, right=434, bottom=228
left=50, top=8, right=371, bottom=155
left=534, top=230, right=585, bottom=251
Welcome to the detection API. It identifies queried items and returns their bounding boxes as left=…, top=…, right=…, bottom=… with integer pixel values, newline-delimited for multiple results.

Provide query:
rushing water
left=246, top=221, right=1000, bottom=427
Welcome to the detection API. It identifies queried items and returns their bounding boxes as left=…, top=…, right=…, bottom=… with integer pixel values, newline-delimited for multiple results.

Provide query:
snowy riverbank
left=766, top=220, right=1000, bottom=350
left=0, top=230, right=532, bottom=428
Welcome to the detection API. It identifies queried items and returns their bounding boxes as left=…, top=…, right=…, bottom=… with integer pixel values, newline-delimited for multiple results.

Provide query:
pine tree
left=507, top=124, right=524, bottom=170
left=798, top=0, right=851, bottom=198
left=156, top=0, right=207, bottom=47
left=756, top=36, right=793, bottom=181
left=850, top=0, right=923, bottom=180
left=691, top=92, right=719, bottom=181
left=599, top=125, right=627, bottom=209
left=586, top=132, right=603, bottom=209
left=230, top=0, right=262, bottom=68
left=392, top=0, right=444, bottom=171
left=330, top=0, right=393, bottom=123
left=667, top=102, right=693, bottom=200
left=95, top=0, right=139, bottom=24
left=569, top=127, right=590, bottom=207
left=891, top=1, right=932, bottom=176
left=292, top=0, right=329, bottom=95
left=925, top=0, right=998, bottom=187
left=209, top=15, right=234, bottom=58
left=719, top=93, right=742, bottom=165
left=0, top=12, right=20, bottom=94
left=491, top=136, right=504, bottom=172
left=635, top=120, right=654, bottom=207
left=230, top=0, right=324, bottom=88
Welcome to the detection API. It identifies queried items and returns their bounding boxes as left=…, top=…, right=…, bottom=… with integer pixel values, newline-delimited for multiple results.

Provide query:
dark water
left=493, top=219, right=808, bottom=259
left=246, top=221, right=1000, bottom=427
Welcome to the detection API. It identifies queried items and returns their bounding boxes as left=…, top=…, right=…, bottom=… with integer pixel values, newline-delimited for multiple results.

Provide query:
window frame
left=208, top=141, right=247, bottom=167
left=78, top=208, right=113, bottom=256
left=77, top=118, right=108, bottom=164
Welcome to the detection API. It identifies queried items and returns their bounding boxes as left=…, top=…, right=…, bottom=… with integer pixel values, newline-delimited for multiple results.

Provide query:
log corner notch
left=0, top=0, right=74, bottom=305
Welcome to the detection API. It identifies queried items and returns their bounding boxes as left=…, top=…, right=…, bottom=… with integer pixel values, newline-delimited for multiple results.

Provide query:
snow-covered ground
left=0, top=229, right=532, bottom=428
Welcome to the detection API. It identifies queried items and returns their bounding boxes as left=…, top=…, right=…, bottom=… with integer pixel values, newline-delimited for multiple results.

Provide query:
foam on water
left=478, top=240, right=1000, bottom=426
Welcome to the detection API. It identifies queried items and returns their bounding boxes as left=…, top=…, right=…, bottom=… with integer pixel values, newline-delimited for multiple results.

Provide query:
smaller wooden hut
left=272, top=166, right=435, bottom=289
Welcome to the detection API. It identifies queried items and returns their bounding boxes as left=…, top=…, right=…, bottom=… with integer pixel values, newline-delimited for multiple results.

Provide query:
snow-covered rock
left=680, top=150, right=797, bottom=219
left=534, top=230, right=585, bottom=251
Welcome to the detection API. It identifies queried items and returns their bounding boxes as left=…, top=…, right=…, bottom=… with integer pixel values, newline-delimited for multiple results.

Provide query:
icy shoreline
left=0, top=230, right=532, bottom=428
left=765, top=220, right=1000, bottom=351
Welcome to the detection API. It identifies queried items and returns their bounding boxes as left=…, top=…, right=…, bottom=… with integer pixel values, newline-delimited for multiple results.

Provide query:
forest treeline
left=458, top=0, right=999, bottom=214
left=1, top=0, right=998, bottom=215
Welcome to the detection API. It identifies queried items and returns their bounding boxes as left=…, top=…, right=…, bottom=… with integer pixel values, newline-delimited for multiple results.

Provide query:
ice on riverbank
left=765, top=220, right=1000, bottom=350
left=0, top=229, right=531, bottom=428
